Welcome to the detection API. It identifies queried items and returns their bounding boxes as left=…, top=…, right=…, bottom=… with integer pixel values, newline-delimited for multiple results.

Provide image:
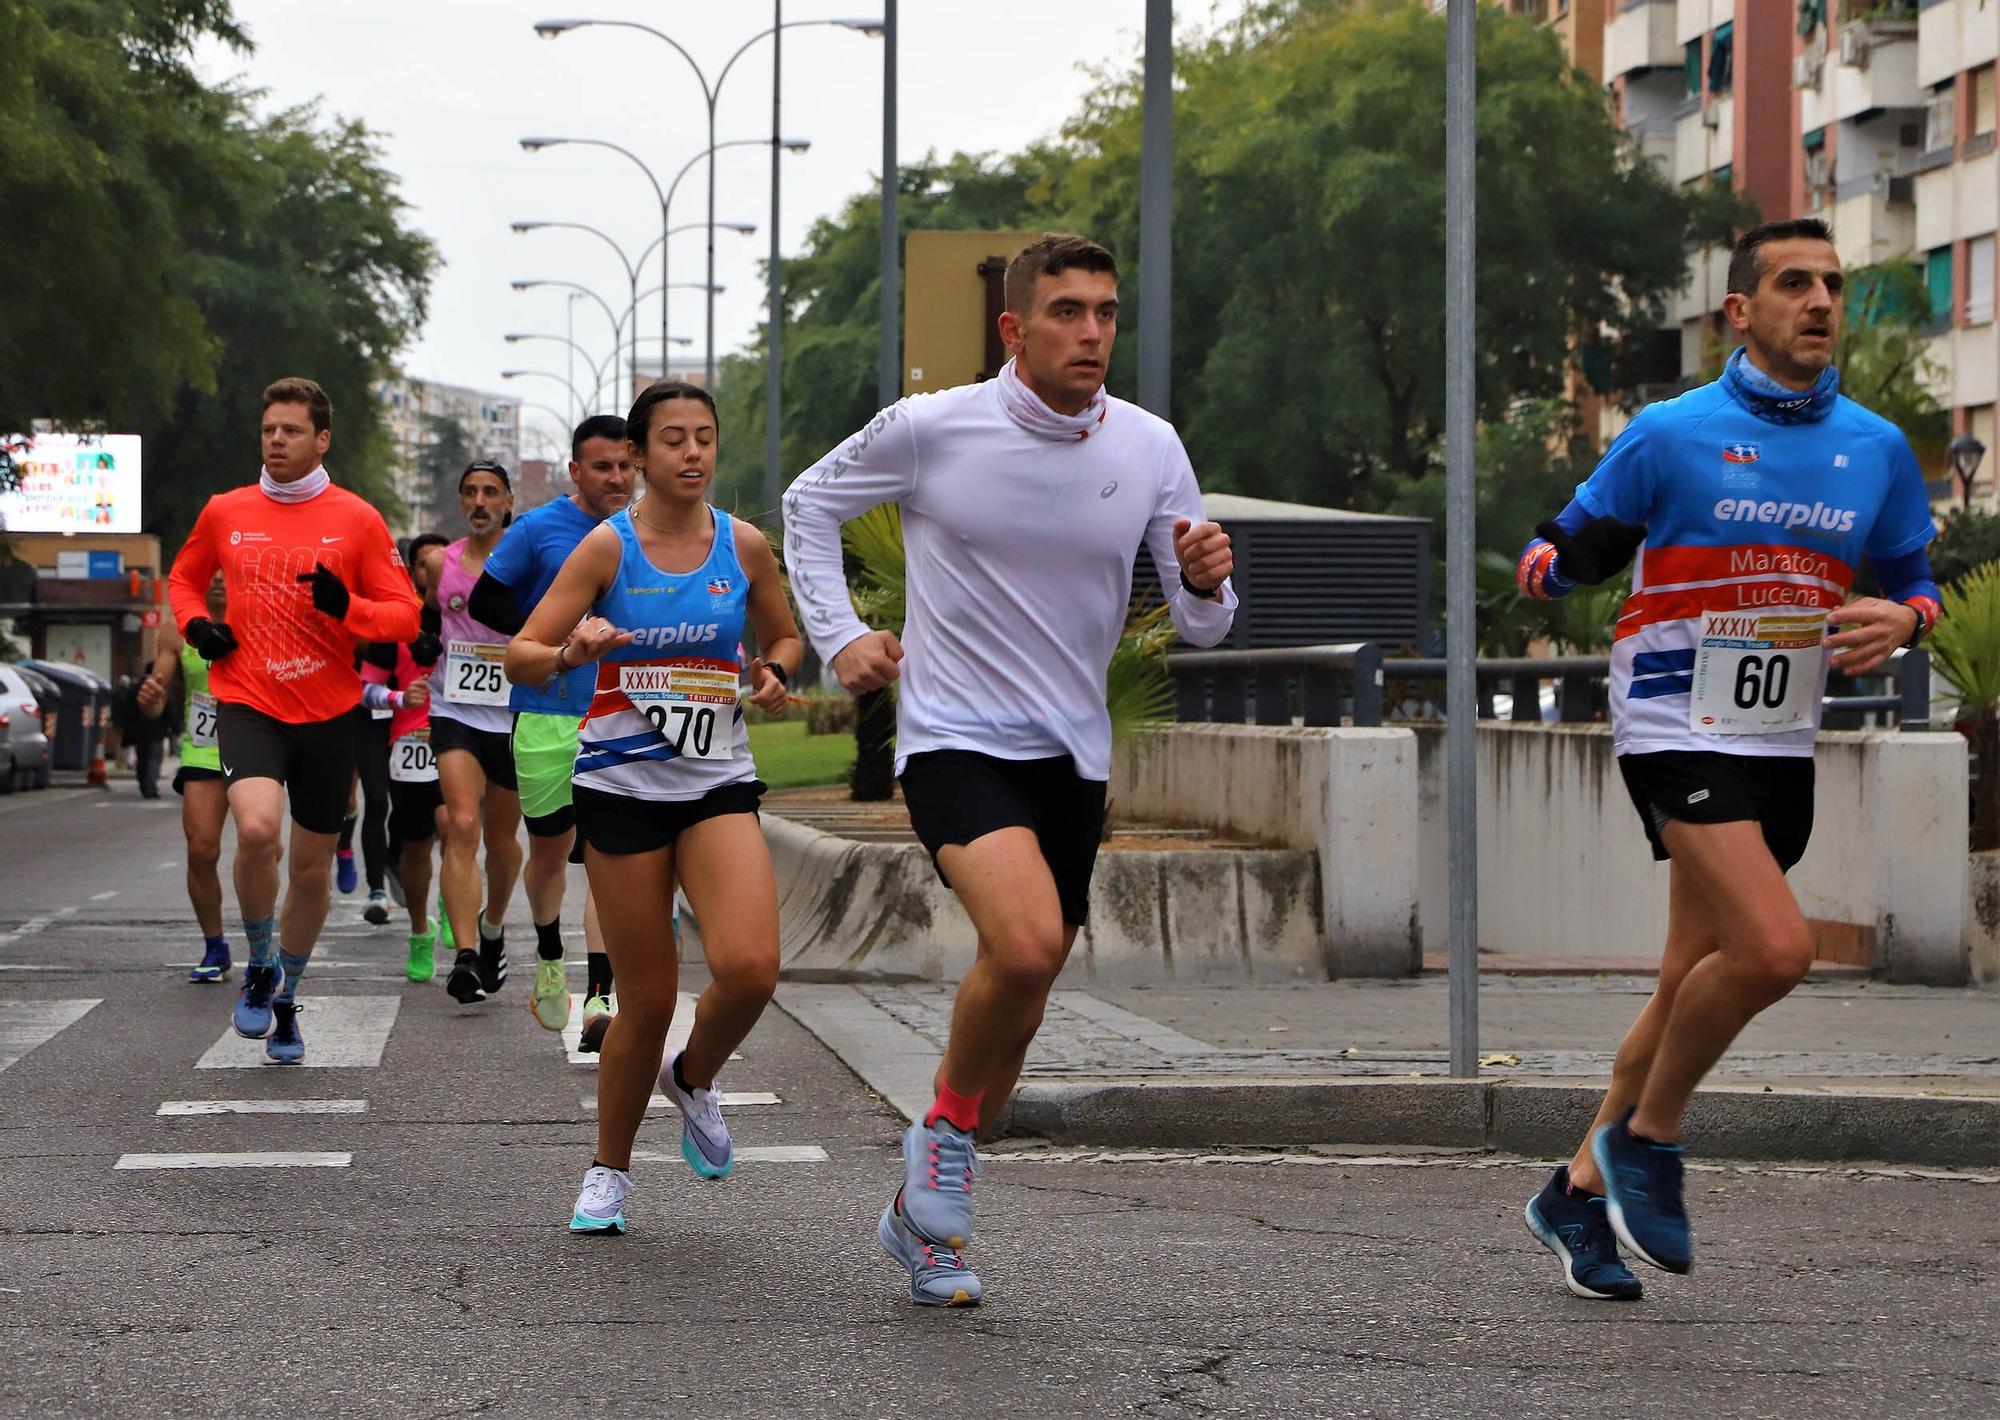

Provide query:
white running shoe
left=661, top=1050, right=733, bottom=1179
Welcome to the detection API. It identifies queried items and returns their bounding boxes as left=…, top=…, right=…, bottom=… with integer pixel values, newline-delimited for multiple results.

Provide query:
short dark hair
left=261, top=377, right=332, bottom=434
left=1727, top=219, right=1836, bottom=297
left=1003, top=233, right=1118, bottom=316
left=571, top=414, right=627, bottom=460
left=626, top=381, right=717, bottom=449
left=405, top=532, right=449, bottom=563
left=459, top=460, right=510, bottom=493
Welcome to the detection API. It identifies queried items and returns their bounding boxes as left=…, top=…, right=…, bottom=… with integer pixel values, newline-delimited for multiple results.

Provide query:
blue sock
left=204, top=933, right=228, bottom=954
left=275, top=949, right=309, bottom=1004
left=245, top=916, right=275, bottom=968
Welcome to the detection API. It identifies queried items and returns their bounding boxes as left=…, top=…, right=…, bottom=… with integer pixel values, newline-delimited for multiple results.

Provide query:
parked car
left=14, top=662, right=61, bottom=744
left=0, top=662, right=52, bottom=790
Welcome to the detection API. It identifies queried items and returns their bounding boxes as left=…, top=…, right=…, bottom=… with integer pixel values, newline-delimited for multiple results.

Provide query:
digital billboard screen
left=0, top=432, right=143, bottom=534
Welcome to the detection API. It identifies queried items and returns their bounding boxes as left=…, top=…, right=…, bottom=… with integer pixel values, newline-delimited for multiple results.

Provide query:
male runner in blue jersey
left=469, top=415, right=633, bottom=1044
left=1516, top=219, right=1940, bottom=1297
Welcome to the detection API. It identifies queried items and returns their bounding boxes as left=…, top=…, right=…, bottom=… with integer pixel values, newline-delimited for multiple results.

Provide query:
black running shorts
left=172, top=764, right=224, bottom=796
left=1617, top=750, right=1815, bottom=873
left=215, top=703, right=357, bottom=835
left=429, top=714, right=519, bottom=792
left=899, top=750, right=1108, bottom=927
left=574, top=780, right=766, bottom=857
left=388, top=778, right=443, bottom=844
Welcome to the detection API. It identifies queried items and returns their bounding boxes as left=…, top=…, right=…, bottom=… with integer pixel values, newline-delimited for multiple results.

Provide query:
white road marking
left=579, top=1091, right=781, bottom=1112
left=158, top=860, right=177, bottom=871
left=89, top=891, right=118, bottom=902
left=0, top=999, right=99, bottom=1073
left=157, top=1099, right=368, bottom=1116
left=197, top=996, right=400, bottom=1069
left=562, top=990, right=738, bottom=1067
left=0, top=907, right=78, bottom=949
left=632, top=1144, right=828, bottom=1165
left=116, top=1151, right=351, bottom=1170
left=0, top=965, right=83, bottom=973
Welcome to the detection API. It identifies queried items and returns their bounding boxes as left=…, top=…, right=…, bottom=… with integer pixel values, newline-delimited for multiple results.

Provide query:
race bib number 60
left=619, top=663, right=737, bottom=761
left=1689, top=608, right=1827, bottom=735
left=444, top=640, right=510, bottom=706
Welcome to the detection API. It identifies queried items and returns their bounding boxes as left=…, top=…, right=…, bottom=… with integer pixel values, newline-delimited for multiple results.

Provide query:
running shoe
left=1592, top=1109, right=1693, bottom=1274
left=900, top=1118, right=981, bottom=1249
left=406, top=928, right=436, bottom=984
left=661, top=1050, right=732, bottom=1179
left=363, top=889, right=390, bottom=926
left=1524, top=1167, right=1643, bottom=1301
left=384, top=859, right=405, bottom=910
left=578, top=995, right=613, bottom=1054
left=188, top=940, right=231, bottom=984
left=232, top=963, right=280, bottom=1039
left=478, top=929, right=509, bottom=996
left=438, top=900, right=455, bottom=951
left=266, top=1001, right=305, bottom=1064
left=530, top=958, right=568, bottom=1032
left=569, top=1164, right=629, bottom=1234
left=336, top=849, right=358, bottom=895
left=445, top=947, right=486, bottom=1004
left=878, top=1197, right=981, bottom=1307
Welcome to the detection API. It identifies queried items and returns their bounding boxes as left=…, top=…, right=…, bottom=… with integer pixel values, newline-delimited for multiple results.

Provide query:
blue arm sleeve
left=1873, top=547, right=1939, bottom=606
left=1866, top=433, right=1940, bottom=561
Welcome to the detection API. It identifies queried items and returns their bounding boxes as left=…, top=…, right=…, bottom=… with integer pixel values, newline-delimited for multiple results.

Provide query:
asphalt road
left=1, top=781, right=1994, bottom=1419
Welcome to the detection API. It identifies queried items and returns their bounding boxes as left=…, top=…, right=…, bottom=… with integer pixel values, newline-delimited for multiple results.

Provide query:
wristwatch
left=1180, top=570, right=1222, bottom=601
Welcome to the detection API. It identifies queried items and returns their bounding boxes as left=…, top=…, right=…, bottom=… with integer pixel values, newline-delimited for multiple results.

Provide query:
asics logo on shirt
left=626, top=621, right=723, bottom=649
left=1712, top=497, right=1858, bottom=534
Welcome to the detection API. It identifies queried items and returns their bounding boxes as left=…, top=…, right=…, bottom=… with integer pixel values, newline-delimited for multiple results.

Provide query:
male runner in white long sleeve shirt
left=783, top=233, right=1237, bottom=1307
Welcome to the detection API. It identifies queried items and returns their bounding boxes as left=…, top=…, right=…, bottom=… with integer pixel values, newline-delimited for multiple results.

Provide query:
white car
left=0, top=663, right=53, bottom=790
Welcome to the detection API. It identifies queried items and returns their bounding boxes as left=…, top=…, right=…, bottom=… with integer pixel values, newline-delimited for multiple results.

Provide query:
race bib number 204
left=1689, top=608, right=1827, bottom=736
left=619, top=663, right=737, bottom=761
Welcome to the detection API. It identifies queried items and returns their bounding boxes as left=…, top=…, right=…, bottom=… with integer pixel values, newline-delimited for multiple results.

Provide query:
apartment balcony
left=1831, top=173, right=1919, bottom=266
left=1827, top=16, right=1923, bottom=123
left=1606, top=0, right=1679, bottom=82
left=1919, top=0, right=1999, bottom=90
left=1675, top=0, right=1729, bottom=49
left=1673, top=95, right=1731, bottom=185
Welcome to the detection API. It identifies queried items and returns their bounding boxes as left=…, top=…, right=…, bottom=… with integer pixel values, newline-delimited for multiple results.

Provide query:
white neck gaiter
left=995, top=358, right=1107, bottom=441
left=260, top=465, right=330, bottom=503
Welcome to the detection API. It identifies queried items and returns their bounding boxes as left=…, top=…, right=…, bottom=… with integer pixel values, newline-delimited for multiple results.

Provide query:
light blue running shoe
left=569, top=1165, right=628, bottom=1235
left=661, top=1050, right=732, bottom=1179
left=878, top=1199, right=981, bottom=1307
left=232, top=964, right=281, bottom=1039
left=265, top=1002, right=305, bottom=1064
left=901, top=1118, right=980, bottom=1248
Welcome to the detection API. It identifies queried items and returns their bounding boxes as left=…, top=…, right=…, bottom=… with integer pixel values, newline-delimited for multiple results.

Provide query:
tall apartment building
left=374, top=377, right=523, bottom=537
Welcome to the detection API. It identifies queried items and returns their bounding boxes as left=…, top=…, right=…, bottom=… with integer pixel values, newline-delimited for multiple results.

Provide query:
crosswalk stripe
left=157, top=1099, right=368, bottom=1116
left=196, top=996, right=400, bottom=1069
left=580, top=1091, right=781, bottom=1112
left=116, top=1151, right=351, bottom=1170
left=0, top=999, right=99, bottom=1073
left=631, top=1144, right=828, bottom=1165
left=0, top=907, right=78, bottom=949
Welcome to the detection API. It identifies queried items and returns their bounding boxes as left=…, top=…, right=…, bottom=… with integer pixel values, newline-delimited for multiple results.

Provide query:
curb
left=1002, top=1078, right=2000, bottom=1169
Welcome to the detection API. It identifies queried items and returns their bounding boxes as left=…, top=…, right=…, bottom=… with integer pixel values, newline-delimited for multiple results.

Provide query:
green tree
left=418, top=414, right=471, bottom=532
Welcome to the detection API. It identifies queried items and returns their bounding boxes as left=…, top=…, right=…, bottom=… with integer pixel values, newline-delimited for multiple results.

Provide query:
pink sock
left=925, top=1079, right=984, bottom=1133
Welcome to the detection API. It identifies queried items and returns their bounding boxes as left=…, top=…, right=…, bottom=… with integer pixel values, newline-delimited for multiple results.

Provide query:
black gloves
left=409, top=630, right=443, bottom=667
left=296, top=563, right=351, bottom=620
left=185, top=617, right=238, bottom=662
left=1535, top=515, right=1646, bottom=587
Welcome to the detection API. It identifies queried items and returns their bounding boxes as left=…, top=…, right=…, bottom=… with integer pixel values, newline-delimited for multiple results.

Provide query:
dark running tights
left=353, top=711, right=391, bottom=892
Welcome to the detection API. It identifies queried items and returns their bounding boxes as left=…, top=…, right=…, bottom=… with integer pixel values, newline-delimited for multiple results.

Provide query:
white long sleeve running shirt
left=781, top=377, right=1237, bottom=781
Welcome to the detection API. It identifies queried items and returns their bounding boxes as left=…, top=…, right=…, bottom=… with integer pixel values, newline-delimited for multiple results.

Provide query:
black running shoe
left=478, top=929, right=508, bottom=996
left=445, top=948, right=487, bottom=1004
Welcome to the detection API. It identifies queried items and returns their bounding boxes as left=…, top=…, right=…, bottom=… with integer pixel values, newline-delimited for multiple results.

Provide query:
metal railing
left=1163, top=643, right=1937, bottom=731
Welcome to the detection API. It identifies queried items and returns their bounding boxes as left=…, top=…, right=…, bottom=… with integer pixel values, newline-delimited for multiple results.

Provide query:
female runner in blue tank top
left=507, top=380, right=802, bottom=1236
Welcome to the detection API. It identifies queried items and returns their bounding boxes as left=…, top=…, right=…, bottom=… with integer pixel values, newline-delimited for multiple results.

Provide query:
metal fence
left=1164, top=642, right=1939, bottom=732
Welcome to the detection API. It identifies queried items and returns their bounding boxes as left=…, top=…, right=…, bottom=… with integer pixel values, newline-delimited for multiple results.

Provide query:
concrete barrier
left=1111, top=725, right=1422, bottom=976
left=1967, top=851, right=2000, bottom=989
left=763, top=813, right=1322, bottom=986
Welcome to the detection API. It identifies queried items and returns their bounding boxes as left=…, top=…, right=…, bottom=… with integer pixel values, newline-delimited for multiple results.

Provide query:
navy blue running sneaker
left=336, top=849, right=358, bottom=895
left=1592, top=1109, right=1692, bottom=1274
left=1524, top=1167, right=1643, bottom=1300
left=188, top=940, right=231, bottom=984
left=232, top=964, right=280, bottom=1039
left=266, top=1002, right=305, bottom=1064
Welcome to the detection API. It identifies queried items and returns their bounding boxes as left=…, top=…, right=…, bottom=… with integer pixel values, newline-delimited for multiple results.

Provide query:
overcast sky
left=195, top=1, right=1249, bottom=455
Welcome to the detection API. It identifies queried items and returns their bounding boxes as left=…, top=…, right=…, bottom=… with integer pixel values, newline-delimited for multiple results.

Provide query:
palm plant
left=1926, top=561, right=2000, bottom=850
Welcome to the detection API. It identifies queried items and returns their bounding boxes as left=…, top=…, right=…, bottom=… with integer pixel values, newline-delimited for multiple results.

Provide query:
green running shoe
left=530, top=958, right=568, bottom=1031
left=438, top=899, right=455, bottom=951
left=406, top=928, right=436, bottom=984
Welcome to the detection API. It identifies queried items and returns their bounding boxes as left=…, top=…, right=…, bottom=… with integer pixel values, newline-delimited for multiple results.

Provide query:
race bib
left=619, top=662, right=737, bottom=762
left=389, top=728, right=438, bottom=783
left=1689, top=608, right=1827, bottom=735
left=370, top=705, right=392, bottom=721
left=444, top=640, right=510, bottom=706
left=188, top=692, right=219, bottom=749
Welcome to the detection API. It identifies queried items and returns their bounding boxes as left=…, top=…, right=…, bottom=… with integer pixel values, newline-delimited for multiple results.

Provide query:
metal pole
left=706, top=99, right=720, bottom=391
left=1444, top=0, right=1479, bottom=1078
left=1138, top=0, right=1172, bottom=415
left=658, top=204, right=670, bottom=395
left=877, top=0, right=899, bottom=408
left=764, top=1, right=783, bottom=521
left=565, top=292, right=576, bottom=423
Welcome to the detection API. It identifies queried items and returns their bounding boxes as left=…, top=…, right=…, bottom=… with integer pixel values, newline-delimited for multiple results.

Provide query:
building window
left=1925, top=246, right=1954, bottom=324
left=1683, top=38, right=1702, bottom=99
left=1977, top=66, right=1997, bottom=139
left=1969, top=234, right=1996, bottom=327
left=1707, top=23, right=1734, bottom=96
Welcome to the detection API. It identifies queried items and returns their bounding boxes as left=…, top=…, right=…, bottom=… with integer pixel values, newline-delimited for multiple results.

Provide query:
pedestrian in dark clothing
left=121, top=677, right=172, bottom=799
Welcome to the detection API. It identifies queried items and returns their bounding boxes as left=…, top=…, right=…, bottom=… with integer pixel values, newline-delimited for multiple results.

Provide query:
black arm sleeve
left=468, top=570, right=527, bottom=636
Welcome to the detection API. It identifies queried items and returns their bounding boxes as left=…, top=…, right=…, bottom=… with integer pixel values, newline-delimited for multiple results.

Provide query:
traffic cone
left=87, top=747, right=108, bottom=787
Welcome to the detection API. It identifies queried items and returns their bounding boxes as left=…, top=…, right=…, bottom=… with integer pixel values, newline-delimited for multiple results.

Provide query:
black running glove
left=1535, top=515, right=1647, bottom=587
left=296, top=563, right=352, bottom=620
left=185, top=617, right=238, bottom=662
left=409, top=630, right=443, bottom=667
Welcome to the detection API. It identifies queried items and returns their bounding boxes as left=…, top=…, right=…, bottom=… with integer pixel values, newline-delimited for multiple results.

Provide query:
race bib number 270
left=1689, top=609, right=1827, bottom=736
left=619, top=663, right=737, bottom=761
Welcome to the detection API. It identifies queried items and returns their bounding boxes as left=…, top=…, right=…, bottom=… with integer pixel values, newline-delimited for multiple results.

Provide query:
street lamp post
left=658, top=140, right=804, bottom=381
left=512, top=219, right=646, bottom=396
left=504, top=333, right=618, bottom=412
left=1950, top=432, right=1989, bottom=514
left=500, top=368, right=590, bottom=416
left=878, top=0, right=898, bottom=408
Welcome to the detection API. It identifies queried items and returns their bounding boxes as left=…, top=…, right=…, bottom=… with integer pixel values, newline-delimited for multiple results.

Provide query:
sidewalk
left=773, top=974, right=2000, bottom=1167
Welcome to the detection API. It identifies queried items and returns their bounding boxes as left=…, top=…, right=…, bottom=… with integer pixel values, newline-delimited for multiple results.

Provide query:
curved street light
left=500, top=368, right=590, bottom=421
